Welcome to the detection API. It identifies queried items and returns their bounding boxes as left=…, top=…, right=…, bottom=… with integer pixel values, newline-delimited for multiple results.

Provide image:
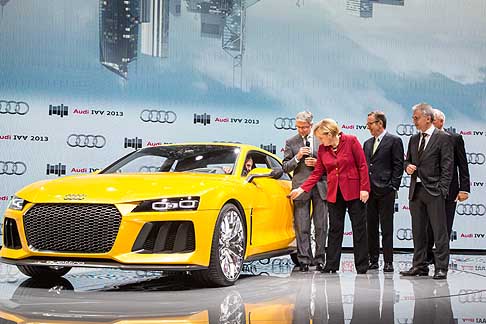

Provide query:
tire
left=193, top=203, right=246, bottom=287
left=17, top=265, right=71, bottom=279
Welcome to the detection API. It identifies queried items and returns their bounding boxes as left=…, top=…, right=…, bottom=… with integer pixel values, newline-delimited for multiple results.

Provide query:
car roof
left=150, top=142, right=280, bottom=160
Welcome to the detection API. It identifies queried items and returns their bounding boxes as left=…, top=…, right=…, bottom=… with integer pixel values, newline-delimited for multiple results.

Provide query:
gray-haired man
left=283, top=111, right=328, bottom=272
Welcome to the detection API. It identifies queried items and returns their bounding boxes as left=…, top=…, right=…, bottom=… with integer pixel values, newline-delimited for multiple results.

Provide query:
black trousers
left=325, top=189, right=368, bottom=272
left=426, top=199, right=456, bottom=260
left=366, top=189, right=395, bottom=263
left=409, top=183, right=450, bottom=270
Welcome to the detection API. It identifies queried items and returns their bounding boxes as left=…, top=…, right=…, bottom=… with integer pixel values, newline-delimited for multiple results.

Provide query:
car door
left=244, top=152, right=293, bottom=254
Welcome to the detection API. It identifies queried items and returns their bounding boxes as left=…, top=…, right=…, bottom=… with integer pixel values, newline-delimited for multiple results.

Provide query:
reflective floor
left=1, top=253, right=486, bottom=323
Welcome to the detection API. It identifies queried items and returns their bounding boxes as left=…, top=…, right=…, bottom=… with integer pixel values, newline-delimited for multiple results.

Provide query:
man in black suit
left=400, top=103, right=453, bottom=280
left=363, top=111, right=404, bottom=272
left=426, top=108, right=470, bottom=264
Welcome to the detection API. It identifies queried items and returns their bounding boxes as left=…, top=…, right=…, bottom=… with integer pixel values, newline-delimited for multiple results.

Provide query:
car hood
left=16, top=173, right=236, bottom=204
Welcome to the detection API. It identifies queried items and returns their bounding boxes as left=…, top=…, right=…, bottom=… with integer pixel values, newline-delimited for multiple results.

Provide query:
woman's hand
left=360, top=191, right=369, bottom=203
left=288, top=187, right=305, bottom=200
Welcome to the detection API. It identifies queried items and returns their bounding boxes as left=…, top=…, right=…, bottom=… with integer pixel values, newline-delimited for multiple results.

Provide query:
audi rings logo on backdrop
left=274, top=117, right=296, bottom=130
left=466, top=153, right=485, bottom=165
left=396, top=124, right=416, bottom=136
left=67, top=134, right=106, bottom=148
left=456, top=204, right=486, bottom=216
left=0, top=100, right=29, bottom=115
left=0, top=161, right=27, bottom=175
left=396, top=228, right=413, bottom=240
left=400, top=175, right=411, bottom=188
left=140, top=110, right=177, bottom=123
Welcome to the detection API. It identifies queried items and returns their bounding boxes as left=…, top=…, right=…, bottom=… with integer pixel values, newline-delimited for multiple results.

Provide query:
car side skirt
left=0, top=257, right=207, bottom=271
left=244, top=247, right=297, bottom=263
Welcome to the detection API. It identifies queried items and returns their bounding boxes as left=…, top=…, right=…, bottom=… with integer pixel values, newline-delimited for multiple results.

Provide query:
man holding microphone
left=283, top=111, right=328, bottom=272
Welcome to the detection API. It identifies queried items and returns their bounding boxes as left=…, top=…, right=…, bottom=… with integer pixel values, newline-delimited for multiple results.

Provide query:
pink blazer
left=301, top=133, right=370, bottom=203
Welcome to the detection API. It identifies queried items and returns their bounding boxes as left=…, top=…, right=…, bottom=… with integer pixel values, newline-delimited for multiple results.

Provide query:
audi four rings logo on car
left=396, top=228, right=413, bottom=240
left=67, top=134, right=106, bottom=148
left=466, top=153, right=485, bottom=165
left=457, top=204, right=486, bottom=216
left=0, top=100, right=29, bottom=115
left=0, top=161, right=27, bottom=175
left=274, top=117, right=296, bottom=130
left=400, top=175, right=411, bottom=188
left=396, top=124, right=416, bottom=136
left=140, top=109, right=177, bottom=123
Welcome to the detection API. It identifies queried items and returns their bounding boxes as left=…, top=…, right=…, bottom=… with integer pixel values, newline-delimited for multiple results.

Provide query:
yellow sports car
left=1, top=143, right=296, bottom=286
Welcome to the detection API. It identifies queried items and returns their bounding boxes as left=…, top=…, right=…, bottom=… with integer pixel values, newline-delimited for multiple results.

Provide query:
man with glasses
left=363, top=111, right=404, bottom=272
left=400, top=103, right=453, bottom=279
left=283, top=111, right=328, bottom=272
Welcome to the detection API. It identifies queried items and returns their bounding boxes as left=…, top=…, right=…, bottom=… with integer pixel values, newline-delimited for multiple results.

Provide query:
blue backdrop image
left=1, top=0, right=485, bottom=249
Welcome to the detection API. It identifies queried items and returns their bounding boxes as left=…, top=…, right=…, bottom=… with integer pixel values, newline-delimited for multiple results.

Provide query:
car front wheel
left=193, top=203, right=246, bottom=287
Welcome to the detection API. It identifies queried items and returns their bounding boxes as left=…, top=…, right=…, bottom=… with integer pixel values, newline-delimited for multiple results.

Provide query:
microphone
left=302, top=139, right=311, bottom=159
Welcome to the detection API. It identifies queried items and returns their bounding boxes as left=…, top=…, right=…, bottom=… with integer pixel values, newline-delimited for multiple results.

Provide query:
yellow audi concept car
left=1, top=143, right=296, bottom=286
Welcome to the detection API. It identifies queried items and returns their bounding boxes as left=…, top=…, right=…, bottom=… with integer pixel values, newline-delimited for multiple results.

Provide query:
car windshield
left=101, top=145, right=240, bottom=174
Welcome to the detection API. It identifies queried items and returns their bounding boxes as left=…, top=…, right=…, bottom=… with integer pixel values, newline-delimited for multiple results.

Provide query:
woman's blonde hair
left=314, top=118, right=340, bottom=137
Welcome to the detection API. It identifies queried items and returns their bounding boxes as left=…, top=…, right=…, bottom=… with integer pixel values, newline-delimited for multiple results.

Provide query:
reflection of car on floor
left=0, top=275, right=297, bottom=324
left=1, top=143, right=296, bottom=286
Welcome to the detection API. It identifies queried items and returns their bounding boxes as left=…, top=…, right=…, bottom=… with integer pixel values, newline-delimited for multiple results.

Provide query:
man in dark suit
left=400, top=103, right=453, bottom=279
left=363, top=111, right=404, bottom=272
left=426, top=108, right=470, bottom=264
left=283, top=111, right=328, bottom=272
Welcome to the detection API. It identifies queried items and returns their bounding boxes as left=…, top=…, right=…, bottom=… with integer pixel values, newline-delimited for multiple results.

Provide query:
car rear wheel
left=193, top=203, right=246, bottom=287
left=17, top=265, right=71, bottom=278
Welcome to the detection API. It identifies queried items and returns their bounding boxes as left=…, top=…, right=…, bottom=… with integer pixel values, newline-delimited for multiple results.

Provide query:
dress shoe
left=316, top=263, right=325, bottom=272
left=383, top=262, right=394, bottom=273
left=357, top=269, right=368, bottom=274
left=300, top=264, right=309, bottom=272
left=368, top=261, right=379, bottom=270
left=368, top=262, right=379, bottom=270
left=433, top=269, right=447, bottom=280
left=320, top=267, right=338, bottom=274
left=400, top=267, right=429, bottom=277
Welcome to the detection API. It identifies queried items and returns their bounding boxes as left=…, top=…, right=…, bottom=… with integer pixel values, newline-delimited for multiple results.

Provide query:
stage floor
left=0, top=252, right=485, bottom=323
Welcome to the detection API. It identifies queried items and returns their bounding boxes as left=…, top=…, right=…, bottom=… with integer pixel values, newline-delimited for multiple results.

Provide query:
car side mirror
left=246, top=167, right=283, bottom=183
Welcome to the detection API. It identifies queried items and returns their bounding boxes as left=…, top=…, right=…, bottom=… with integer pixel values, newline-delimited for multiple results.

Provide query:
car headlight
left=133, top=196, right=200, bottom=212
left=7, top=196, right=26, bottom=211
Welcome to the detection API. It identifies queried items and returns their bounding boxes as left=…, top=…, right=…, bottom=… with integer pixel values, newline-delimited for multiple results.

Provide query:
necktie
left=418, top=133, right=428, bottom=159
left=372, top=137, right=379, bottom=155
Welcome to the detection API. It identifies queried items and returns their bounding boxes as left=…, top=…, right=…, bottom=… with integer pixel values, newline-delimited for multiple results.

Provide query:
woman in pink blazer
left=289, top=118, right=370, bottom=274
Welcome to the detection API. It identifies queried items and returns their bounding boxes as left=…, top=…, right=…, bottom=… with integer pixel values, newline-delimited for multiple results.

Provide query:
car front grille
left=23, top=204, right=121, bottom=253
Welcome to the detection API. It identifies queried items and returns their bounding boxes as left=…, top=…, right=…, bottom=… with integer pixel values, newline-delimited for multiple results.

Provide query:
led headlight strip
left=133, top=197, right=200, bottom=212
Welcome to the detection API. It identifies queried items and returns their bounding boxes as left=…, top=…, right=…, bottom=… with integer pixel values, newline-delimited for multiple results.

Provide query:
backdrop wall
left=1, top=0, right=485, bottom=249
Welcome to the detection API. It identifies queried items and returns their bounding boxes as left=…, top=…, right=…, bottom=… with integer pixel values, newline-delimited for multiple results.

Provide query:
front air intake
left=3, top=218, right=22, bottom=249
left=132, top=221, right=195, bottom=253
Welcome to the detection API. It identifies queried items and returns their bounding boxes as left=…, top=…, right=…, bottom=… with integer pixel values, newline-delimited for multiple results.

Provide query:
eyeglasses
left=296, top=125, right=310, bottom=130
left=366, top=120, right=379, bottom=126
left=245, top=164, right=252, bottom=168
